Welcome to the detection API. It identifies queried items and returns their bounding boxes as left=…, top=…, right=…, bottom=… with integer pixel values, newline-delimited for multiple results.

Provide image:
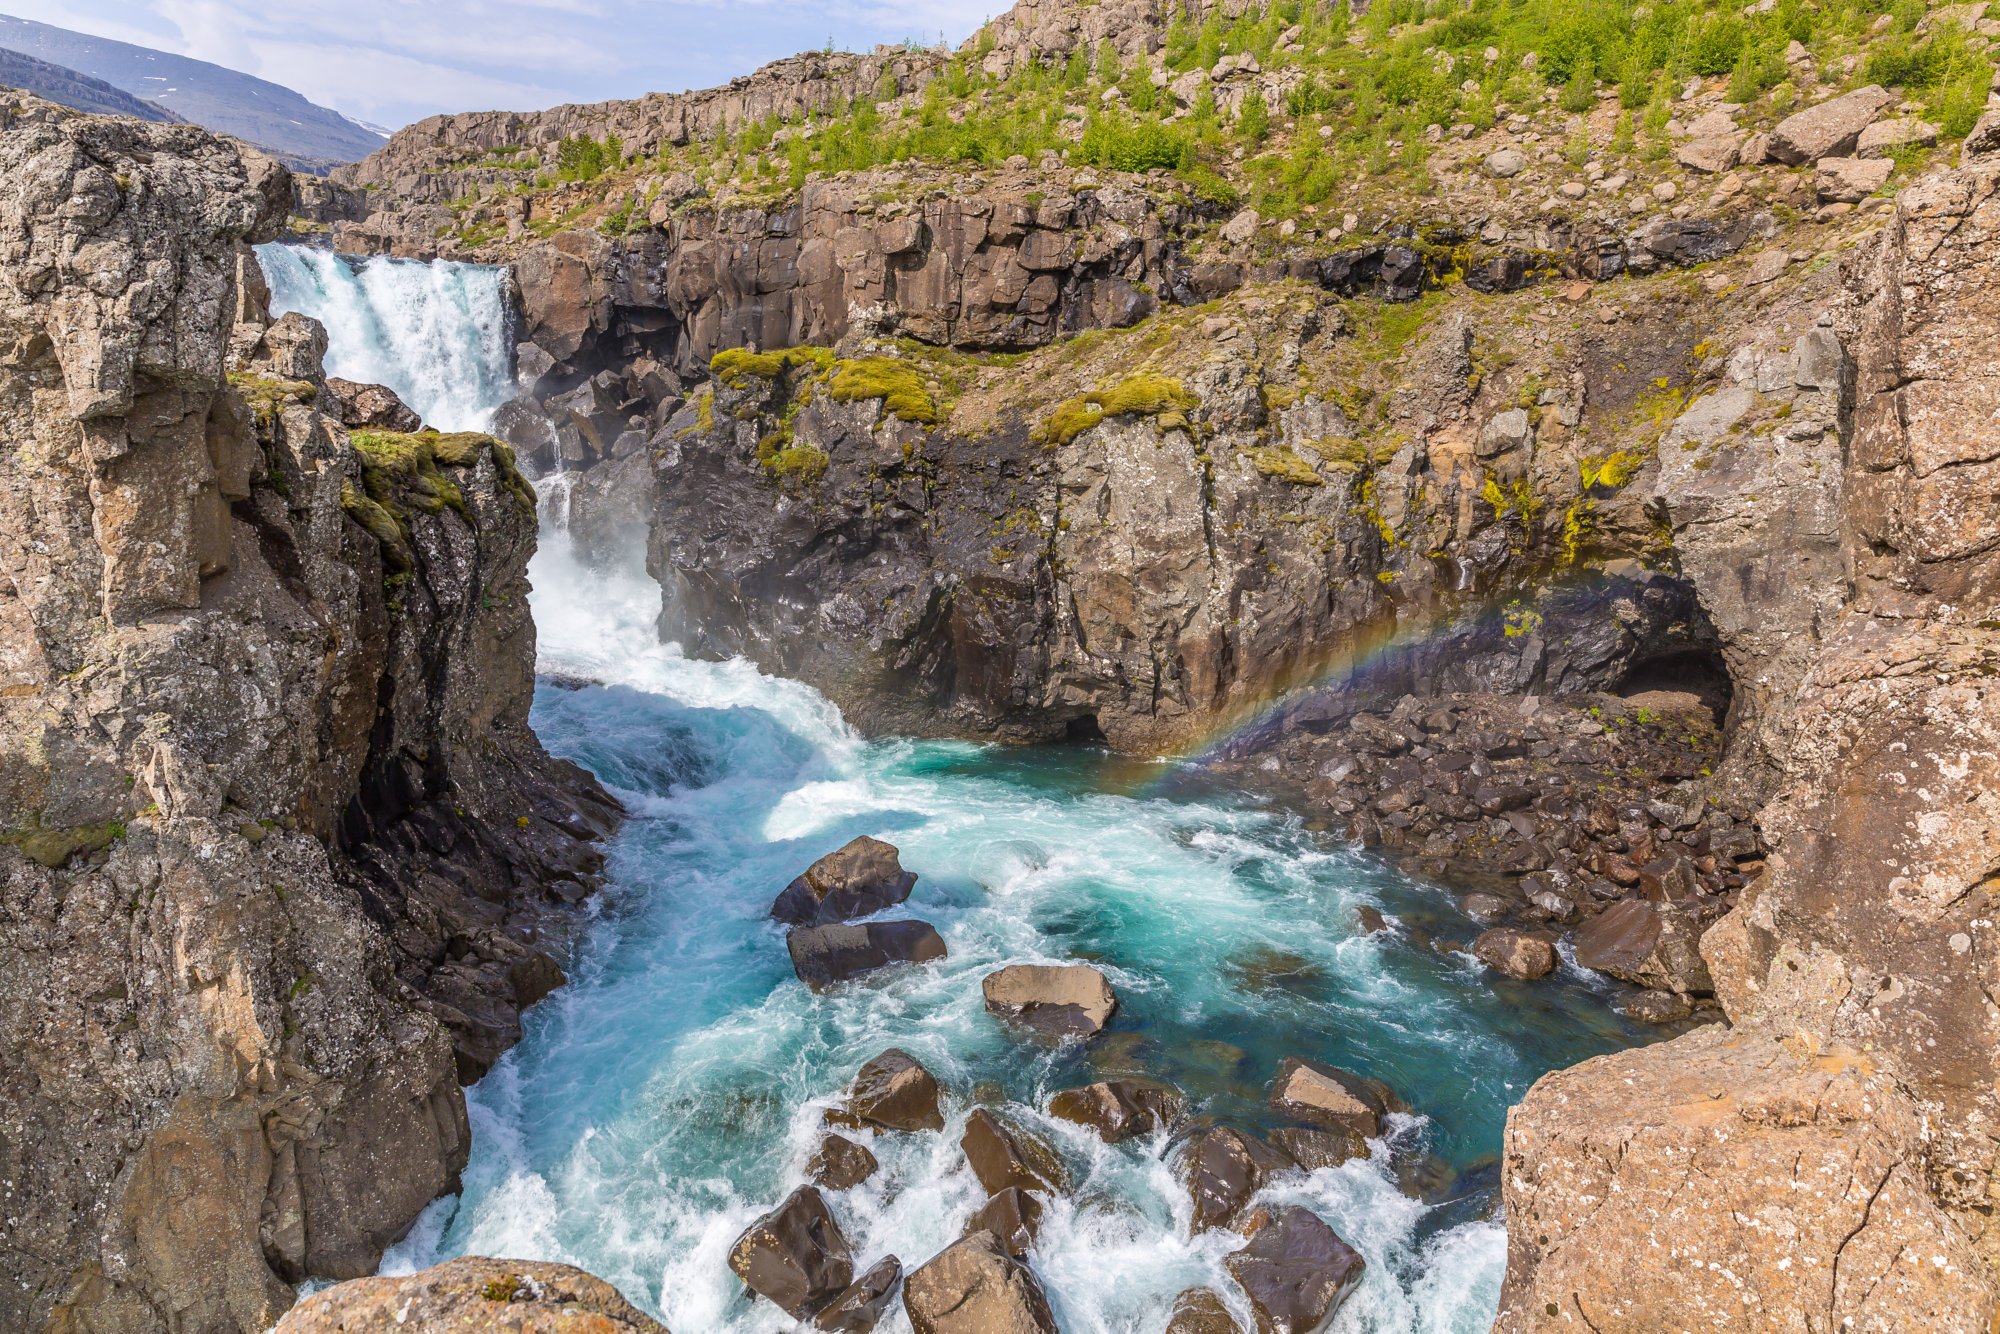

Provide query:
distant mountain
left=0, top=45, right=183, bottom=123
left=0, top=13, right=385, bottom=169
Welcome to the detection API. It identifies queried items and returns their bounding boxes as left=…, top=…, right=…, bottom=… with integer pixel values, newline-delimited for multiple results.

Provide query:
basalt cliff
left=0, top=97, right=616, bottom=1330
left=11, top=0, right=2000, bottom=1323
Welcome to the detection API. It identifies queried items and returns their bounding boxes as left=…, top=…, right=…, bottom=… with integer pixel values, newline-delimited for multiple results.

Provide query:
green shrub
left=1238, top=90, right=1271, bottom=145
left=1560, top=56, right=1598, bottom=113
left=1687, top=15, right=1747, bottom=76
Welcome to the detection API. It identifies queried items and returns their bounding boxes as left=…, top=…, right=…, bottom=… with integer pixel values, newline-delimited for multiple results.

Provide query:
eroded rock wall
left=0, top=98, right=612, bottom=1331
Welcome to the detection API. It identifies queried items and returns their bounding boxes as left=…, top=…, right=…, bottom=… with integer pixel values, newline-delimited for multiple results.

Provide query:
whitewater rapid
left=259, top=245, right=1647, bottom=1333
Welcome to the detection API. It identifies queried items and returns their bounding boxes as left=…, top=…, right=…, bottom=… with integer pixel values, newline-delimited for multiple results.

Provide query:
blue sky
left=10, top=0, right=993, bottom=129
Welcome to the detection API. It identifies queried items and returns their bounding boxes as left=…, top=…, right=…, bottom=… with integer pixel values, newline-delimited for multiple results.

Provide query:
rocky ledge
left=0, top=97, right=615, bottom=1330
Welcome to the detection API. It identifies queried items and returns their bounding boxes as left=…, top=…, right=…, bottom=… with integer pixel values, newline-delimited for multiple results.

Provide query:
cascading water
left=259, top=243, right=1656, bottom=1332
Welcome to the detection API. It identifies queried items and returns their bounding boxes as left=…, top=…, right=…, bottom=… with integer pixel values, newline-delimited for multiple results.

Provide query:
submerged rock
left=966, top=1186, right=1044, bottom=1257
left=773, top=835, right=919, bottom=926
left=1047, top=1077, right=1182, bottom=1142
left=1180, top=1125, right=1295, bottom=1233
left=1268, top=1058, right=1401, bottom=1137
left=904, top=1231, right=1058, bottom=1334
left=807, top=1133, right=879, bottom=1191
left=727, top=1186, right=854, bottom=1317
left=788, top=921, right=947, bottom=991
left=962, top=1109, right=1068, bottom=1195
left=813, top=1255, right=902, bottom=1333
left=274, top=1257, right=668, bottom=1333
left=1224, top=1207, right=1366, bottom=1334
left=1267, top=1126, right=1368, bottom=1170
left=1166, top=1286, right=1243, bottom=1333
left=1472, top=927, right=1558, bottom=980
left=982, top=963, right=1119, bottom=1038
left=830, top=1048, right=947, bottom=1132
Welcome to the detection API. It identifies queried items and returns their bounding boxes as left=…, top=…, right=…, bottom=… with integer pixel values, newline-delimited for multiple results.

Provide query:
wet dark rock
left=903, top=1230, right=1057, bottom=1334
left=787, top=921, right=947, bottom=991
left=1047, top=1078, right=1182, bottom=1143
left=1268, top=1058, right=1401, bottom=1138
left=1180, top=1125, right=1294, bottom=1233
left=1472, top=928, right=1558, bottom=980
left=1353, top=906, right=1389, bottom=935
left=813, top=1255, right=902, bottom=1333
left=965, top=1186, right=1043, bottom=1257
left=982, top=963, right=1118, bottom=1038
left=830, top=1048, right=946, bottom=1132
left=961, top=1109, right=1067, bottom=1196
left=727, top=1186, right=854, bottom=1317
left=773, top=835, right=919, bottom=926
left=1461, top=893, right=1511, bottom=923
left=1268, top=1126, right=1368, bottom=1171
left=1166, top=1286, right=1243, bottom=1333
left=1223, top=1206, right=1366, bottom=1334
left=1572, top=899, right=1714, bottom=995
left=807, top=1133, right=879, bottom=1191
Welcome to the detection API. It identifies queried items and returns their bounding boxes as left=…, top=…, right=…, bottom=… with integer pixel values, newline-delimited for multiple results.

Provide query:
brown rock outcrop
left=1268, top=1058, right=1399, bottom=1138
left=0, top=97, right=613, bottom=1332
left=1180, top=1126, right=1294, bottom=1233
left=1223, top=1207, right=1366, bottom=1334
left=982, top=962, right=1119, bottom=1038
left=274, top=1257, right=667, bottom=1333
left=830, top=1047, right=947, bottom=1132
left=962, top=1109, right=1068, bottom=1196
left=727, top=1186, right=855, bottom=1318
left=772, top=834, right=918, bottom=926
left=903, top=1230, right=1058, bottom=1334
left=1047, top=1077, right=1182, bottom=1142
left=787, top=920, right=948, bottom=990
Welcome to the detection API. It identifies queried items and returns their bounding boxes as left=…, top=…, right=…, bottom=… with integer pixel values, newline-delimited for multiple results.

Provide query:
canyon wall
left=0, top=98, right=613, bottom=1330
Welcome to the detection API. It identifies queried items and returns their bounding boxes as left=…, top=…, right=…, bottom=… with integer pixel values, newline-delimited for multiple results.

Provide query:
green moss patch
left=3, top=817, right=128, bottom=868
left=828, top=357, right=939, bottom=424
left=1248, top=446, right=1323, bottom=485
left=1032, top=374, right=1200, bottom=447
left=710, top=346, right=834, bottom=386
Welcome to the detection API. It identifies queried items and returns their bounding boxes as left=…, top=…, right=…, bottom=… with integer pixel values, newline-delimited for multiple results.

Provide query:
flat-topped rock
left=1047, top=1078, right=1181, bottom=1142
left=773, top=836, right=919, bottom=926
left=904, top=1230, right=1057, bottom=1334
left=982, top=963, right=1118, bottom=1038
left=1224, top=1207, right=1366, bottom=1333
left=788, top=921, right=947, bottom=991
left=1268, top=1057, right=1402, bottom=1138
left=829, top=1048, right=946, bottom=1132
left=962, top=1109, right=1068, bottom=1196
left=274, top=1257, right=668, bottom=1333
left=1473, top=927, right=1558, bottom=980
left=1769, top=84, right=1894, bottom=164
left=728, top=1186, right=854, bottom=1318
left=1268, top=1126, right=1368, bottom=1170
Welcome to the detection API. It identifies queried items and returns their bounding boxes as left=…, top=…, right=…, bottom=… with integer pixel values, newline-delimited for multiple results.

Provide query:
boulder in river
left=788, top=921, right=947, bottom=991
left=1224, top=1206, right=1366, bottom=1333
left=727, top=1185, right=855, bottom=1317
left=808, top=1133, right=879, bottom=1191
left=813, top=1255, right=903, bottom=1333
left=1268, top=1057, right=1401, bottom=1138
left=1047, top=1078, right=1182, bottom=1142
left=1166, top=1286, right=1243, bottom=1333
left=966, top=1185, right=1043, bottom=1257
left=904, top=1230, right=1058, bottom=1334
left=982, top=963, right=1118, bottom=1038
left=1180, top=1125, right=1294, bottom=1232
left=1572, top=899, right=1713, bottom=994
left=773, top=836, right=920, bottom=926
left=962, top=1108, right=1068, bottom=1195
left=830, top=1047, right=946, bottom=1132
left=1472, top=927, right=1558, bottom=980
left=1268, top=1126, right=1368, bottom=1170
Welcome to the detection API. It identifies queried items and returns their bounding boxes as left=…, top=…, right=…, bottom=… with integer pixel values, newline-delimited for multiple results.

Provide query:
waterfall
left=256, top=243, right=514, bottom=433
left=261, top=245, right=1633, bottom=1334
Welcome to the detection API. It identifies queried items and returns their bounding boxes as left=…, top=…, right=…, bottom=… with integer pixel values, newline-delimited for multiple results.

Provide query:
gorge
left=4, top=0, right=2000, bottom=1328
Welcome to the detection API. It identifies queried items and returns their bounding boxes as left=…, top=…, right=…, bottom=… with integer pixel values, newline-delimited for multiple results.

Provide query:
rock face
left=1498, top=1028, right=1991, bottom=1331
left=0, top=97, right=613, bottom=1332
left=814, top=1255, right=902, bottom=1333
left=772, top=835, right=918, bottom=926
left=1497, top=161, right=2000, bottom=1327
left=832, top=1048, right=947, bottom=1131
left=807, top=1133, right=879, bottom=1191
left=982, top=963, right=1119, bottom=1038
left=1223, top=1207, right=1366, bottom=1334
left=967, top=1186, right=1044, bottom=1257
left=903, top=1230, right=1058, bottom=1334
left=727, top=1186, right=855, bottom=1318
left=1268, top=1058, right=1399, bottom=1138
left=1767, top=85, right=1894, bottom=165
left=1047, top=1078, right=1182, bottom=1142
left=787, top=920, right=948, bottom=990
left=274, top=1257, right=668, bottom=1333
left=962, top=1109, right=1068, bottom=1195
left=1180, top=1126, right=1294, bottom=1233
left=1572, top=898, right=1712, bottom=994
